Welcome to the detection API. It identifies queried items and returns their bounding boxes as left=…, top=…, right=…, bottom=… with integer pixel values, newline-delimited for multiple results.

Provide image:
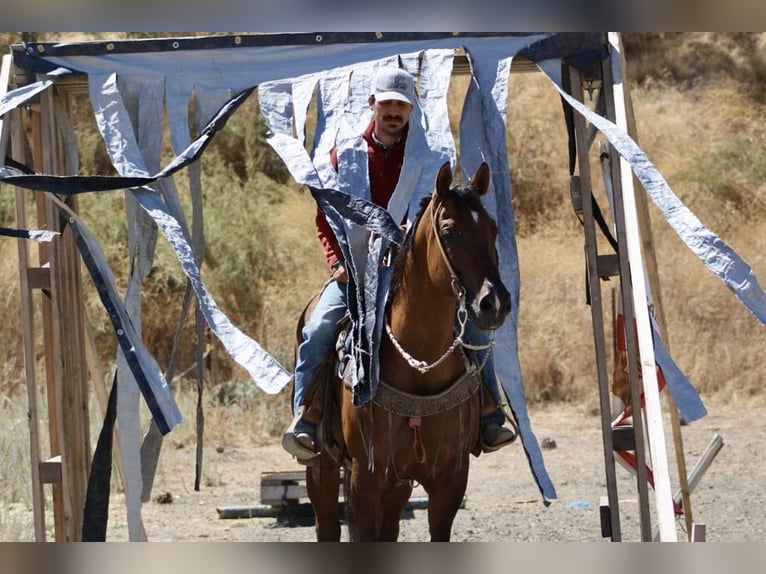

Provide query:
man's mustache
left=382, top=114, right=403, bottom=122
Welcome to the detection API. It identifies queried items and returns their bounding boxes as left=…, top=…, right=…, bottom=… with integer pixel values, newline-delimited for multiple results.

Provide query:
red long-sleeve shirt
left=316, top=120, right=408, bottom=268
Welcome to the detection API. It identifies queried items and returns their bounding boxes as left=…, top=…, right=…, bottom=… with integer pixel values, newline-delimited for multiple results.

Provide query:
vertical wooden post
left=568, top=65, right=624, bottom=541
left=599, top=42, right=655, bottom=542
left=608, top=32, right=694, bottom=540
left=11, top=103, right=48, bottom=542
left=591, top=33, right=700, bottom=542
left=26, top=92, right=68, bottom=542
left=606, top=33, right=677, bottom=541
left=17, top=83, right=92, bottom=542
left=42, top=87, right=91, bottom=542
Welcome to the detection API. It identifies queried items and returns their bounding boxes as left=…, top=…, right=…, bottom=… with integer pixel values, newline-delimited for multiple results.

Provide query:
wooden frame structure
left=1, top=32, right=718, bottom=542
left=8, top=81, right=90, bottom=542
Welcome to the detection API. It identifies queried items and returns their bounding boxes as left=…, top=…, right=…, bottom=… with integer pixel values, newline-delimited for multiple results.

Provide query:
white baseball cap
left=372, top=68, right=416, bottom=106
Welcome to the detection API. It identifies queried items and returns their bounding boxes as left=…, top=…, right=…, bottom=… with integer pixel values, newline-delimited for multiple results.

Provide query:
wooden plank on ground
left=260, top=471, right=311, bottom=506
left=217, top=497, right=452, bottom=520
left=242, top=469, right=468, bottom=517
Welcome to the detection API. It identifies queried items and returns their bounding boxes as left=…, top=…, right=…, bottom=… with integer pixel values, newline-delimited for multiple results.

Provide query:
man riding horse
left=282, top=67, right=516, bottom=461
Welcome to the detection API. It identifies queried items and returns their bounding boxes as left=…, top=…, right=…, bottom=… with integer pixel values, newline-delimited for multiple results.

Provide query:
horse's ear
left=470, top=162, right=491, bottom=196
left=435, top=162, right=453, bottom=199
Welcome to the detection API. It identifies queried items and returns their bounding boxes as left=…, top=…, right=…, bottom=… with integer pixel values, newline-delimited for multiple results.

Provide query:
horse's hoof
left=480, top=422, right=516, bottom=453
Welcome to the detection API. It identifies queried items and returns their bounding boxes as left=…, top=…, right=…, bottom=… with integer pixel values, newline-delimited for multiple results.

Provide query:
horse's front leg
left=345, top=460, right=390, bottom=541
left=423, top=472, right=469, bottom=541
left=305, top=453, right=343, bottom=542
left=379, top=481, right=413, bottom=541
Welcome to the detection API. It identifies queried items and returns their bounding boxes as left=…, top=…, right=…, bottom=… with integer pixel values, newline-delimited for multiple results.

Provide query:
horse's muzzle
left=470, top=280, right=511, bottom=330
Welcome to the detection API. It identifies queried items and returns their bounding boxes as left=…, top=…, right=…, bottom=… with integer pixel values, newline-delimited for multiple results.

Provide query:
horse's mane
left=388, top=194, right=431, bottom=299
left=388, top=179, right=484, bottom=300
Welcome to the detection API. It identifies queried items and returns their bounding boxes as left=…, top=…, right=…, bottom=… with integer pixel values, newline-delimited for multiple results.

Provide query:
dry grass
left=248, top=185, right=329, bottom=368
left=632, top=81, right=766, bottom=402
left=0, top=395, right=37, bottom=539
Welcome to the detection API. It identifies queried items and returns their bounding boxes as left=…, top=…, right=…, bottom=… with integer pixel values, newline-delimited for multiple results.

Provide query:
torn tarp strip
left=0, top=87, right=252, bottom=195
left=306, top=185, right=365, bottom=380
left=460, top=41, right=557, bottom=504
left=82, top=370, right=117, bottom=542
left=517, top=32, right=608, bottom=70
left=308, top=186, right=404, bottom=246
left=130, top=187, right=291, bottom=394
left=0, top=226, right=58, bottom=242
left=307, top=183, right=386, bottom=405
left=652, top=328, right=707, bottom=423
left=0, top=167, right=154, bottom=193
left=59, top=200, right=182, bottom=435
left=158, top=87, right=254, bottom=179
left=0, top=78, right=53, bottom=118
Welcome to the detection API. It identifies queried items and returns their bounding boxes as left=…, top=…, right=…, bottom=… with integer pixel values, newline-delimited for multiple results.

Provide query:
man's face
left=370, top=97, right=413, bottom=140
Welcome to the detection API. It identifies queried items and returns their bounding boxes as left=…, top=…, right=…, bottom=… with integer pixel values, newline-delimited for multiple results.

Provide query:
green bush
left=202, top=168, right=285, bottom=318
left=681, top=138, right=766, bottom=220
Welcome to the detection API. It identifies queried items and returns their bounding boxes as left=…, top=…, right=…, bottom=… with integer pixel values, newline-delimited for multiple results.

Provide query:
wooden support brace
left=682, top=434, right=724, bottom=496
left=651, top=434, right=724, bottom=541
left=27, top=267, right=51, bottom=290
left=39, top=455, right=62, bottom=484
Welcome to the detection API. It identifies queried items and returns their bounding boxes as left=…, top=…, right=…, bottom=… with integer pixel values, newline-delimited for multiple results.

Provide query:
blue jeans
left=293, top=279, right=348, bottom=415
left=464, top=321, right=506, bottom=425
left=293, top=279, right=506, bottom=426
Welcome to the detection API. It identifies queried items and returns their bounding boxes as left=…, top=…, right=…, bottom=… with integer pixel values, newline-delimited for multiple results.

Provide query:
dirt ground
left=104, top=396, right=766, bottom=542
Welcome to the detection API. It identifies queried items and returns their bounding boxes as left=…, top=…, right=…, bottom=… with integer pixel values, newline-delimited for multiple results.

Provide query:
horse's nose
left=477, top=281, right=511, bottom=327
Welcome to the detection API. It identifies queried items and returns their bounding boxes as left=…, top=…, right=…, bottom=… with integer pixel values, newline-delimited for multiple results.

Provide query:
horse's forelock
left=450, top=181, right=484, bottom=212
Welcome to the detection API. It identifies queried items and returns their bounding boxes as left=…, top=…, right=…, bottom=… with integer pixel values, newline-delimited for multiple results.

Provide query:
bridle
left=384, top=194, right=495, bottom=374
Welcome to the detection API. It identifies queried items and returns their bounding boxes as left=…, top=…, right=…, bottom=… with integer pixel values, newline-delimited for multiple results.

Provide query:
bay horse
left=298, top=161, right=511, bottom=541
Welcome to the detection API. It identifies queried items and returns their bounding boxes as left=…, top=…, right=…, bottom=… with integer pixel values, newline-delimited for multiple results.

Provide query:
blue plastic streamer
left=460, top=38, right=557, bottom=503
left=0, top=226, right=58, bottom=242
left=58, top=201, right=182, bottom=434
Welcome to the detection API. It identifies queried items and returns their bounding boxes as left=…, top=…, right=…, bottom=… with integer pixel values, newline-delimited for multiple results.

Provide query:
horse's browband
left=371, top=368, right=481, bottom=418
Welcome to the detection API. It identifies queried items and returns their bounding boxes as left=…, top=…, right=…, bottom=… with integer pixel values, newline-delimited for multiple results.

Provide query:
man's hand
left=331, top=262, right=348, bottom=283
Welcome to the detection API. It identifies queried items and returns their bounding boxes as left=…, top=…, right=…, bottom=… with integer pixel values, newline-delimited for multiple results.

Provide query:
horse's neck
left=381, top=222, right=464, bottom=390
left=388, top=276, right=456, bottom=350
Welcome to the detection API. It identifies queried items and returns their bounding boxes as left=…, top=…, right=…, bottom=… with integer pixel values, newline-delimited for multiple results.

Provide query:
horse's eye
left=441, top=226, right=456, bottom=242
